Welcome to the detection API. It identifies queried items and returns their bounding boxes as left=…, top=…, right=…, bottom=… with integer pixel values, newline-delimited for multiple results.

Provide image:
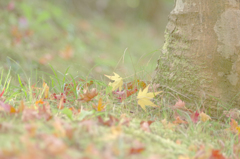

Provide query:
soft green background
left=0, top=0, right=174, bottom=83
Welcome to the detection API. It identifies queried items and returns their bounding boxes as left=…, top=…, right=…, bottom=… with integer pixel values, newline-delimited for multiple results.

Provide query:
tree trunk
left=152, top=0, right=240, bottom=116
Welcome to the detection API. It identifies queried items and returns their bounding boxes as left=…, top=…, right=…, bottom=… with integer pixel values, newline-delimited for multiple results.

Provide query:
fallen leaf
left=161, top=119, right=175, bottom=130
left=105, top=73, right=123, bottom=91
left=200, top=112, right=211, bottom=122
left=10, top=106, right=16, bottom=114
left=35, top=99, right=44, bottom=106
left=93, top=98, right=105, bottom=111
left=171, top=98, right=193, bottom=113
left=173, top=116, right=188, bottom=125
left=43, top=82, right=49, bottom=99
left=209, top=149, right=226, bottom=159
left=79, top=88, right=98, bottom=102
left=129, top=147, right=145, bottom=155
left=191, top=111, right=199, bottom=123
left=98, top=115, right=119, bottom=127
left=137, top=85, right=161, bottom=111
left=140, top=121, right=154, bottom=132
left=230, top=118, right=240, bottom=134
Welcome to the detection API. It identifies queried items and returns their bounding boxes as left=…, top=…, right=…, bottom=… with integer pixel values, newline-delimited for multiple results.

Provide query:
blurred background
left=0, top=0, right=174, bottom=84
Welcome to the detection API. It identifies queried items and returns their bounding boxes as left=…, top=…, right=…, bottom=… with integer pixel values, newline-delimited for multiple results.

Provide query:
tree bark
left=152, top=0, right=240, bottom=116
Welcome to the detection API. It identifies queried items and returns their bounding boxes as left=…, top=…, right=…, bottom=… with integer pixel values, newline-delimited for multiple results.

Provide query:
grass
left=0, top=66, right=240, bottom=158
left=1, top=0, right=240, bottom=159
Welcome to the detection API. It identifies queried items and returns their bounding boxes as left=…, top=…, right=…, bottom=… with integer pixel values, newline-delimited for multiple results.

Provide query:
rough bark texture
left=152, top=0, right=240, bottom=116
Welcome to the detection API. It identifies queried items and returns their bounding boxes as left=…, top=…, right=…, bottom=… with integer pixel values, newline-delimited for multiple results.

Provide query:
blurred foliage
left=0, top=0, right=174, bottom=85
left=56, top=0, right=174, bottom=25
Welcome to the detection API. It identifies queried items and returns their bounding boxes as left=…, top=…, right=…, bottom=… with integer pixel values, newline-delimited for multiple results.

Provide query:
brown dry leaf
left=140, top=121, right=154, bottom=132
left=173, top=116, right=188, bottom=125
left=128, top=141, right=145, bottom=155
left=92, top=98, right=105, bottom=111
left=161, top=119, right=175, bottom=131
left=79, top=88, right=98, bottom=102
left=98, top=115, right=119, bottom=127
left=60, top=45, right=74, bottom=59
left=129, top=147, right=145, bottom=155
left=200, top=112, right=211, bottom=122
left=171, top=98, right=193, bottom=113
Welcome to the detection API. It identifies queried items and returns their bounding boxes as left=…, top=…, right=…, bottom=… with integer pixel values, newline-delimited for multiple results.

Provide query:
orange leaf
left=10, top=106, right=16, bottom=114
left=173, top=116, right=188, bottom=125
left=79, top=89, right=98, bottom=102
left=210, top=149, right=225, bottom=159
left=35, top=99, right=44, bottom=105
left=126, top=88, right=138, bottom=97
left=129, top=147, right=145, bottom=155
left=93, top=98, right=105, bottom=111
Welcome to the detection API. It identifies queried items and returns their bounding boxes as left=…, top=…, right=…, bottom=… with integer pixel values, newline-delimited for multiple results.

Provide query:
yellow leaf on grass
left=200, top=112, right=211, bottom=122
left=93, top=98, right=105, bottom=111
left=137, top=85, right=162, bottom=111
left=43, top=82, right=49, bottom=99
left=105, top=73, right=123, bottom=91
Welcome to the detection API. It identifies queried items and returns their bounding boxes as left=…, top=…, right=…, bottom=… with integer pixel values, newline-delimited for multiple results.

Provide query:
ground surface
left=0, top=1, right=240, bottom=159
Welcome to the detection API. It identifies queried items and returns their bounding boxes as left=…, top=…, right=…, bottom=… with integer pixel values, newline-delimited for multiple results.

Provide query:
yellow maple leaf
left=200, top=112, right=211, bottom=122
left=137, top=85, right=161, bottom=111
left=105, top=73, right=123, bottom=91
